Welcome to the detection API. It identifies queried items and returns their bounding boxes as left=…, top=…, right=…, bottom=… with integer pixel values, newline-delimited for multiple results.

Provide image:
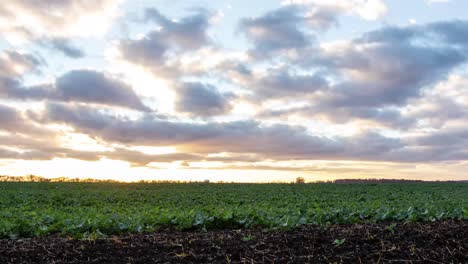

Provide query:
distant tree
left=295, top=177, right=305, bottom=184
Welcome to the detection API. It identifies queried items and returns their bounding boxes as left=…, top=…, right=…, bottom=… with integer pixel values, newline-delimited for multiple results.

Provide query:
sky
left=1, top=0, right=468, bottom=182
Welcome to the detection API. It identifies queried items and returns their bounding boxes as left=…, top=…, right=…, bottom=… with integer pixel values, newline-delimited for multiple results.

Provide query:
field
left=0, top=182, right=467, bottom=239
left=0, top=182, right=467, bottom=263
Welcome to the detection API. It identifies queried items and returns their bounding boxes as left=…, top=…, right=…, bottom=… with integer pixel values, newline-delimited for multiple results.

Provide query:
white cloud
left=282, top=0, right=387, bottom=20
left=0, top=0, right=123, bottom=43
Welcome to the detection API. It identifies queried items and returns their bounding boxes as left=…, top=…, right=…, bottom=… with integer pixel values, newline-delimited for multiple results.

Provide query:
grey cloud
left=427, top=20, right=468, bottom=46
left=0, top=104, right=22, bottom=130
left=322, top=44, right=464, bottom=107
left=414, top=129, right=468, bottom=147
left=144, top=8, right=211, bottom=49
left=0, top=51, right=42, bottom=78
left=54, top=70, right=149, bottom=111
left=0, top=104, right=50, bottom=136
left=238, top=4, right=343, bottom=57
left=0, top=50, right=43, bottom=101
left=260, top=105, right=414, bottom=129
left=1, top=70, right=150, bottom=112
left=360, top=20, right=468, bottom=46
left=175, top=82, right=234, bottom=117
left=310, top=21, right=468, bottom=107
left=0, top=131, right=262, bottom=166
left=252, top=20, right=468, bottom=127
left=40, top=102, right=405, bottom=161
left=239, top=6, right=312, bottom=56
left=349, top=132, right=403, bottom=157
left=119, top=32, right=169, bottom=72
left=119, top=8, right=211, bottom=77
left=0, top=51, right=43, bottom=105
left=0, top=147, right=54, bottom=161
left=253, top=70, right=328, bottom=99
left=45, top=38, right=85, bottom=58
left=408, top=96, right=468, bottom=128
left=208, top=20, right=468, bottom=130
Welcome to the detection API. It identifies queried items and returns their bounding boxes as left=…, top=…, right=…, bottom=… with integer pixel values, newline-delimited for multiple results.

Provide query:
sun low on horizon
left=1, top=0, right=468, bottom=182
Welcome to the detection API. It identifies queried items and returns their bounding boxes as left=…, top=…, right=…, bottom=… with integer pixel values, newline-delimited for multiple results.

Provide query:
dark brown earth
left=1, top=220, right=466, bottom=264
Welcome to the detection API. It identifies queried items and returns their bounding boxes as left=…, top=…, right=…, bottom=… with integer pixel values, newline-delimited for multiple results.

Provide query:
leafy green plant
left=333, top=238, right=346, bottom=247
left=0, top=182, right=466, bottom=239
left=242, top=235, right=256, bottom=242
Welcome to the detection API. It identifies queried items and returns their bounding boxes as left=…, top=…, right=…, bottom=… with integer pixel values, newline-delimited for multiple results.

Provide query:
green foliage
left=0, top=182, right=466, bottom=239
left=242, top=235, right=256, bottom=242
left=333, top=238, right=346, bottom=247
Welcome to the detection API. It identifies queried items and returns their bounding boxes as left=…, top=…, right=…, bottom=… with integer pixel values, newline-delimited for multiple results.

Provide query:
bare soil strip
left=1, top=220, right=466, bottom=263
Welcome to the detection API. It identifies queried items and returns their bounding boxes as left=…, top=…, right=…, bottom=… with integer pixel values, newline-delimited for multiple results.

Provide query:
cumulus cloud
left=239, top=6, right=313, bottom=56
left=117, top=8, right=212, bottom=78
left=37, top=102, right=410, bottom=162
left=238, top=0, right=386, bottom=58
left=0, top=104, right=25, bottom=132
left=252, top=69, right=328, bottom=100
left=206, top=18, right=468, bottom=134
left=245, top=20, right=468, bottom=127
left=0, top=50, right=44, bottom=102
left=1, top=70, right=150, bottom=111
left=175, top=82, right=234, bottom=117
left=314, top=21, right=468, bottom=109
left=403, top=74, right=468, bottom=128
left=144, top=8, right=212, bottom=50
left=2, top=1, right=468, bottom=178
left=0, top=104, right=50, bottom=136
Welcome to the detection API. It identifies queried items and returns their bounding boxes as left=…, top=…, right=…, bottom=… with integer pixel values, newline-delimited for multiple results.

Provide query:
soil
left=1, top=220, right=466, bottom=264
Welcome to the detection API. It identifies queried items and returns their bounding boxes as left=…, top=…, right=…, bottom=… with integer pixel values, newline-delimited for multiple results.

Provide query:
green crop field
left=0, top=182, right=467, bottom=239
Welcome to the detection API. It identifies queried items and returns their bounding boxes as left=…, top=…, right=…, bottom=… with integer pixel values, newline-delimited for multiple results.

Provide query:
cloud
left=0, top=0, right=122, bottom=43
left=144, top=8, right=211, bottom=49
left=403, top=74, right=468, bottom=128
left=54, top=70, right=150, bottom=111
left=0, top=50, right=42, bottom=79
left=0, top=147, right=54, bottom=161
left=239, top=6, right=313, bottom=57
left=0, top=104, right=24, bottom=132
left=175, top=82, right=234, bottom=117
left=40, top=102, right=407, bottom=161
left=0, top=104, right=49, bottom=136
left=2, top=2, right=468, bottom=178
left=317, top=21, right=468, bottom=108
left=1, top=70, right=150, bottom=112
left=117, top=8, right=212, bottom=78
left=246, top=20, right=468, bottom=127
left=43, top=38, right=85, bottom=58
left=215, top=19, right=468, bottom=131
left=253, top=69, right=329, bottom=100
left=282, top=0, right=387, bottom=21
left=429, top=20, right=468, bottom=46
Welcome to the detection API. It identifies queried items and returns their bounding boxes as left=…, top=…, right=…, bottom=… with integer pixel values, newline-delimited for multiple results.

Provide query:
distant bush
left=295, top=177, right=305, bottom=184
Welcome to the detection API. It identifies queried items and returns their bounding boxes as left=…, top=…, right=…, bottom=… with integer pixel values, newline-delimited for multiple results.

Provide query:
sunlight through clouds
left=0, top=0, right=468, bottom=182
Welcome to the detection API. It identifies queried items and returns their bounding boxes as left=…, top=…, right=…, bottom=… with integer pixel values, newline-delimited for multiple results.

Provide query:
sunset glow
left=1, top=0, right=468, bottom=182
